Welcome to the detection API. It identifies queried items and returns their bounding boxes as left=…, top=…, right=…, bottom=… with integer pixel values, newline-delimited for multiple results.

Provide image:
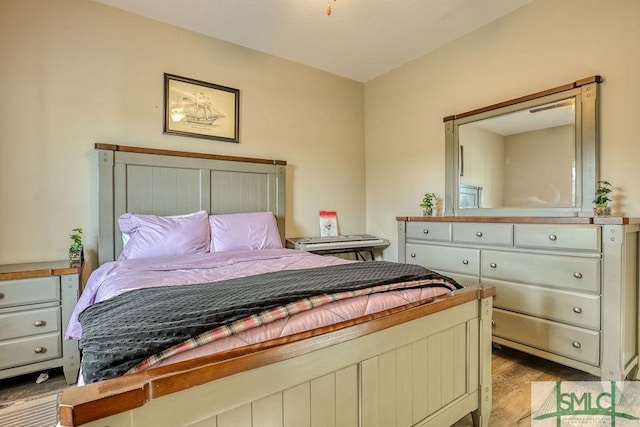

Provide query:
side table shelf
left=0, top=261, right=81, bottom=385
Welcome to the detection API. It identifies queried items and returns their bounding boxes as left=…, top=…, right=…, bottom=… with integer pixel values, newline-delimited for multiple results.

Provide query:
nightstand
left=0, top=261, right=81, bottom=384
left=286, top=234, right=390, bottom=261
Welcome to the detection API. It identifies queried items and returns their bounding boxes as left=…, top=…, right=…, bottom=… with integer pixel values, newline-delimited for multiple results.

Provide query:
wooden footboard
left=59, top=286, right=494, bottom=427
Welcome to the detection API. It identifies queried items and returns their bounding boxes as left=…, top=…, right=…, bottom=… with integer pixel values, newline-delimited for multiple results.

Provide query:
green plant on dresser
left=420, top=192, right=436, bottom=216
left=69, top=227, right=83, bottom=265
left=593, top=180, right=612, bottom=216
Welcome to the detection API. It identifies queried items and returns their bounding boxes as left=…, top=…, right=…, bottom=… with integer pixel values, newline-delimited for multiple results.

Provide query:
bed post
left=97, top=147, right=116, bottom=264
left=397, top=220, right=407, bottom=263
left=275, top=164, right=286, bottom=245
left=472, top=290, right=493, bottom=427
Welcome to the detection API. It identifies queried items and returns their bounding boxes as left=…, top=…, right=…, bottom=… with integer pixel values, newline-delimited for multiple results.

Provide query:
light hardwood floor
left=0, top=346, right=599, bottom=426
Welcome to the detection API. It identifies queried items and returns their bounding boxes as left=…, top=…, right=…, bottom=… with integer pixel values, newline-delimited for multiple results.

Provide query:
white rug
left=0, top=392, right=58, bottom=427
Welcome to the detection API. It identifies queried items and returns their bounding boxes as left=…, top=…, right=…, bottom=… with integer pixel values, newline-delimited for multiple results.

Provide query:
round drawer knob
left=423, top=229, right=429, bottom=234
left=0, top=292, right=4, bottom=299
left=573, top=307, right=583, bottom=314
left=548, top=234, right=557, bottom=241
left=462, top=259, right=469, bottom=265
left=490, top=262, right=497, bottom=269
left=573, top=272, right=583, bottom=279
left=572, top=342, right=582, bottom=349
left=34, top=347, right=47, bottom=354
left=410, top=253, right=416, bottom=258
left=476, top=231, right=483, bottom=237
left=34, top=320, right=46, bottom=327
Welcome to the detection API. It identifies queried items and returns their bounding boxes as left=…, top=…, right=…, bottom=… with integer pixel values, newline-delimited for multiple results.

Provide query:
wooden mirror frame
left=444, top=76, right=601, bottom=217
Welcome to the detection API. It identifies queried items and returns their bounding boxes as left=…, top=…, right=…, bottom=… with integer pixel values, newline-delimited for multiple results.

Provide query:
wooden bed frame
left=59, top=144, right=494, bottom=427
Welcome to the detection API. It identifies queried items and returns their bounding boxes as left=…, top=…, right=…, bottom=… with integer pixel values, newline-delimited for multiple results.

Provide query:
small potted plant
left=69, top=227, right=84, bottom=264
left=593, top=180, right=612, bottom=217
left=420, top=192, right=436, bottom=216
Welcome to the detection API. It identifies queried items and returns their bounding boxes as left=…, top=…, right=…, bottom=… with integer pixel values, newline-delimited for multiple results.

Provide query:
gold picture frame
left=164, top=73, right=239, bottom=143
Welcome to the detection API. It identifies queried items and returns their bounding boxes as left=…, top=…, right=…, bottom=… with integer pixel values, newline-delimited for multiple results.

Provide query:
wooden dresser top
left=0, top=261, right=82, bottom=281
left=396, top=216, right=640, bottom=225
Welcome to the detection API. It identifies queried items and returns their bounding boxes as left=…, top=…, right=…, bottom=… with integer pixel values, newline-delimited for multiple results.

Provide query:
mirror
left=444, top=76, right=601, bottom=217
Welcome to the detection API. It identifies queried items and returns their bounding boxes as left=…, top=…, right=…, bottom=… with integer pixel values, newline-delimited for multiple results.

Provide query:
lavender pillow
left=118, top=210, right=210, bottom=260
left=209, top=212, right=283, bottom=252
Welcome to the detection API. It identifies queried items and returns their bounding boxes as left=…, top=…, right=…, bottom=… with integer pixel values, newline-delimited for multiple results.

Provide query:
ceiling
left=474, top=99, right=576, bottom=136
left=94, top=0, right=534, bottom=82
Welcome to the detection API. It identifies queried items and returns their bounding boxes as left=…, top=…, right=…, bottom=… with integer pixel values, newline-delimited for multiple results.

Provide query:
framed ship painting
left=164, top=73, right=240, bottom=143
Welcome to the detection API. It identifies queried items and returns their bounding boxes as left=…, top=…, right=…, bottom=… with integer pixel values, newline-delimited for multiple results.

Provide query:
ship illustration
left=171, top=91, right=225, bottom=125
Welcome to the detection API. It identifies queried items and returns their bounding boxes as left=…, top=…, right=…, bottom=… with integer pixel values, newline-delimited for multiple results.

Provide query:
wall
left=504, top=125, right=575, bottom=207
left=0, top=0, right=365, bottom=270
left=365, top=0, right=640, bottom=260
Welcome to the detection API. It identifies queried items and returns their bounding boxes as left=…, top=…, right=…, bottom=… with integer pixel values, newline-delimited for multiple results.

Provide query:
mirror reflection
left=458, top=98, right=576, bottom=209
left=445, top=76, right=600, bottom=217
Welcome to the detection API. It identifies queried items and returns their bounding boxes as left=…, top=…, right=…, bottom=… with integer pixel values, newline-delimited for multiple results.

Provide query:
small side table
left=286, top=235, right=390, bottom=261
left=0, top=261, right=81, bottom=384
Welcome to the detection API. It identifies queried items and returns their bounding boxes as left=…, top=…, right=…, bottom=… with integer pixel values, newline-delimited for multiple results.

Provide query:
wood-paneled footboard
left=59, top=286, right=494, bottom=427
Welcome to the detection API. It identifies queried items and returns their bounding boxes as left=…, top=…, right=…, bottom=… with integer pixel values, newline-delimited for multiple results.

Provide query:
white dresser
left=0, top=261, right=81, bottom=384
left=397, top=216, right=640, bottom=380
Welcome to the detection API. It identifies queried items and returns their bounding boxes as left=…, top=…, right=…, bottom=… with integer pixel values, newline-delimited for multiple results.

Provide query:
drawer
left=406, top=243, right=480, bottom=276
left=485, top=279, right=600, bottom=329
left=0, top=307, right=61, bottom=341
left=514, top=224, right=601, bottom=251
left=452, top=223, right=513, bottom=246
left=0, top=276, right=60, bottom=308
left=0, top=332, right=61, bottom=370
left=406, top=222, right=451, bottom=242
left=482, top=250, right=600, bottom=293
left=493, top=309, right=600, bottom=366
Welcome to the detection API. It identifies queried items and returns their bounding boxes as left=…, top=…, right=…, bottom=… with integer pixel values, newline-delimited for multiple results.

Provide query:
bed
left=58, top=144, right=494, bottom=427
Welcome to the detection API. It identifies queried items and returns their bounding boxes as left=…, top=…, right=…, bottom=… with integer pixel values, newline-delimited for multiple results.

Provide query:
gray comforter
left=79, top=261, right=460, bottom=383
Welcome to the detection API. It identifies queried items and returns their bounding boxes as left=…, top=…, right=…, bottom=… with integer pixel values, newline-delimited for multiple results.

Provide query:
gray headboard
left=96, top=143, right=286, bottom=265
